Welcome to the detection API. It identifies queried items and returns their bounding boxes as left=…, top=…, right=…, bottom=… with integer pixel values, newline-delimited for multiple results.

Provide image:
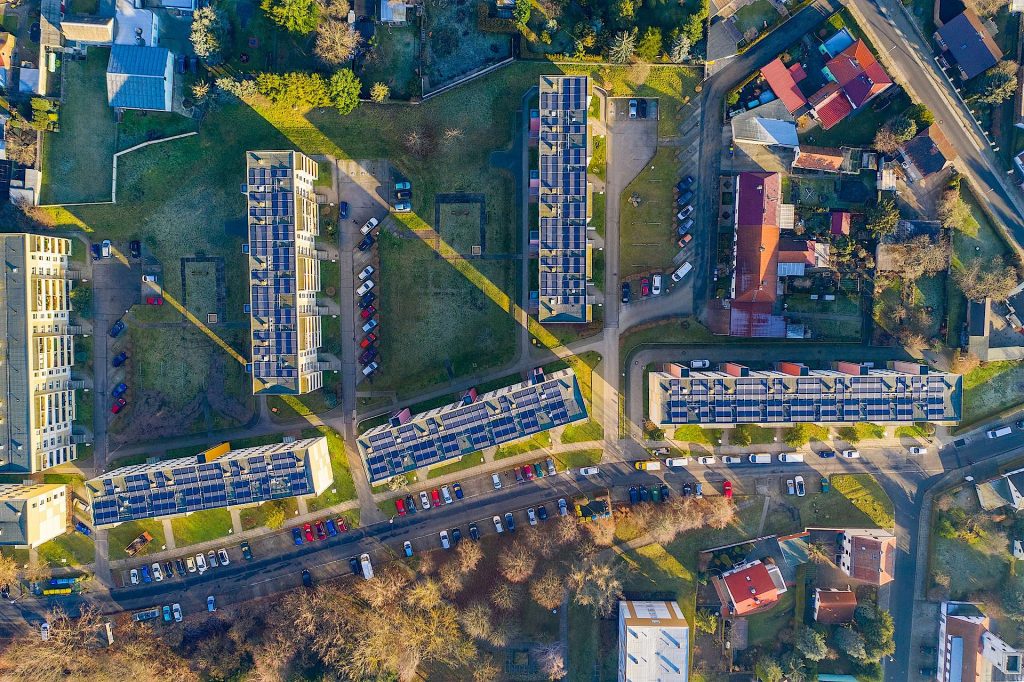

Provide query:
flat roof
left=86, top=438, right=331, bottom=526
left=538, top=75, right=590, bottom=324
left=649, top=362, right=962, bottom=427
left=358, top=368, right=587, bottom=483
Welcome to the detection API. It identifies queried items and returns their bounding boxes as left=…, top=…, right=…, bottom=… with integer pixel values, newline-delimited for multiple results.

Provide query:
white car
left=419, top=491, right=431, bottom=510
left=441, top=485, right=453, bottom=504
left=195, top=553, right=207, bottom=574
left=558, top=498, right=568, bottom=516
left=207, top=596, right=216, bottom=612
left=492, top=473, right=502, bottom=489
left=841, top=450, right=861, bottom=459
left=356, top=280, right=374, bottom=296
left=217, top=548, right=230, bottom=566
left=909, top=446, right=927, bottom=455
left=40, top=622, right=49, bottom=641
left=651, top=274, right=663, bottom=296
left=172, top=603, right=183, bottom=622
left=207, top=550, right=219, bottom=568
left=129, top=568, right=140, bottom=585
left=722, top=456, right=742, bottom=464
left=697, top=456, right=716, bottom=465
left=795, top=475, right=806, bottom=497
left=360, top=217, right=379, bottom=235
left=690, top=359, right=711, bottom=369
left=439, top=530, right=450, bottom=549
left=527, top=508, right=538, bottom=526
left=151, top=563, right=163, bottom=582
left=578, top=466, right=600, bottom=476
left=492, top=515, right=504, bottom=533
left=546, top=457, right=556, bottom=475
left=787, top=479, right=795, bottom=495
left=186, top=556, right=197, bottom=573
left=666, top=457, right=690, bottom=467
left=358, top=265, right=375, bottom=281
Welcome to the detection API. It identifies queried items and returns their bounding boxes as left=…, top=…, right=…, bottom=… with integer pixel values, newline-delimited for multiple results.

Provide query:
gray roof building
left=0, top=483, right=68, bottom=548
left=649, top=360, right=962, bottom=428
left=86, top=438, right=333, bottom=527
left=358, top=368, right=587, bottom=483
left=106, top=44, right=173, bottom=111
left=538, top=75, right=591, bottom=324
left=61, top=15, right=115, bottom=44
left=934, top=9, right=1002, bottom=80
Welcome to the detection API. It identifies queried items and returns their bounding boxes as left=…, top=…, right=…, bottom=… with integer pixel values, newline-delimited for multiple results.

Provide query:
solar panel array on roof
left=538, top=76, right=590, bottom=324
left=651, top=367, right=961, bottom=426
left=89, top=439, right=326, bottom=526
left=358, top=368, right=587, bottom=483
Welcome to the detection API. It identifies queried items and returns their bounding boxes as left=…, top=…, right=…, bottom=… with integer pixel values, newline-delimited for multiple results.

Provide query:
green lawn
left=116, top=111, right=199, bottom=151
left=239, top=498, right=299, bottom=531
left=170, top=509, right=233, bottom=547
left=619, top=146, right=682, bottom=279
left=359, top=24, right=421, bottom=100
left=801, top=89, right=912, bottom=148
left=962, top=361, right=1024, bottom=426
left=895, top=423, right=932, bottom=439
left=785, top=292, right=860, bottom=316
left=732, top=424, right=777, bottom=445
left=38, top=532, right=95, bottom=567
left=589, top=135, right=607, bottom=181
left=747, top=588, right=795, bottom=646
left=562, top=419, right=604, bottom=443
left=619, top=318, right=718, bottom=364
left=733, top=0, right=781, bottom=36
left=672, top=425, right=722, bottom=445
left=107, top=519, right=167, bottom=560
left=306, top=426, right=358, bottom=511
left=766, top=473, right=894, bottom=534
left=426, top=453, right=487, bottom=479
left=494, top=432, right=553, bottom=459
left=835, top=422, right=885, bottom=443
left=553, top=448, right=603, bottom=469
left=40, top=49, right=117, bottom=203
left=267, top=373, right=342, bottom=421
left=952, top=183, right=1015, bottom=269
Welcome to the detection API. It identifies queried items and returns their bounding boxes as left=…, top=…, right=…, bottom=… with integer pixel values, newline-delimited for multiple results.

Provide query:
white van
left=778, top=453, right=805, bottom=463
left=671, top=262, right=693, bottom=282
left=748, top=454, right=771, bottom=464
left=359, top=553, right=374, bottom=580
left=988, top=426, right=1013, bottom=439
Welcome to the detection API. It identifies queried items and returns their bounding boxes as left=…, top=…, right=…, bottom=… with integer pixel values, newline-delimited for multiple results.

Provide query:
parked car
left=338, top=516, right=349, bottom=532
left=109, top=320, right=126, bottom=337
left=723, top=480, right=733, bottom=498
left=163, top=605, right=172, bottom=622
left=677, top=190, right=694, bottom=205
left=558, top=498, right=568, bottom=516
left=522, top=465, right=534, bottom=481
left=546, top=457, right=556, bottom=475
left=452, top=482, right=463, bottom=499
left=393, top=202, right=411, bottom=212
left=637, top=98, right=648, bottom=118
left=514, top=467, right=524, bottom=483
left=787, top=479, right=796, bottom=495
left=493, top=515, right=504, bottom=533
left=357, top=235, right=375, bottom=251
left=292, top=527, right=303, bottom=545
left=175, top=558, right=187, bottom=574
left=504, top=512, right=516, bottom=533
left=186, top=556, right=197, bottom=573
left=362, top=319, right=379, bottom=333
left=492, top=473, right=502, bottom=490
left=651, top=486, right=662, bottom=504
left=694, top=483, right=703, bottom=498
left=671, top=262, right=693, bottom=282
left=817, top=450, right=837, bottom=459
left=579, top=466, right=600, bottom=476
left=359, top=347, right=377, bottom=364
left=621, top=282, right=630, bottom=303
left=696, top=456, right=715, bottom=465
left=146, top=296, right=163, bottom=305
left=451, top=527, right=462, bottom=545
left=909, top=446, right=927, bottom=455
left=356, top=280, right=374, bottom=296
left=111, top=398, right=127, bottom=414
left=91, top=244, right=102, bottom=260
left=651, top=274, right=663, bottom=296
left=101, top=239, right=111, bottom=258
left=690, top=360, right=710, bottom=369
left=151, top=563, right=163, bottom=582
left=348, top=557, right=361, bottom=575
left=359, top=292, right=376, bottom=309
left=195, top=553, right=207, bottom=573
left=533, top=462, right=544, bottom=478
left=676, top=205, right=694, bottom=221
left=440, top=485, right=453, bottom=504
left=821, top=477, right=830, bottom=493
left=339, top=201, right=349, bottom=219
left=639, top=485, right=649, bottom=502
left=358, top=265, right=375, bottom=281
left=431, top=488, right=442, bottom=507
left=722, top=456, right=742, bottom=464
left=629, top=486, right=639, bottom=504
left=112, top=383, right=128, bottom=398
left=361, top=217, right=380, bottom=235
left=303, top=522, right=314, bottom=543
left=395, top=498, right=407, bottom=516
left=207, top=550, right=219, bottom=568
left=527, top=508, right=538, bottom=526
left=129, top=240, right=141, bottom=259
left=537, top=505, right=548, bottom=521
left=795, top=476, right=806, bottom=497
left=468, top=522, right=480, bottom=541
left=130, top=568, right=139, bottom=585
left=419, top=491, right=431, bottom=510
left=360, top=333, right=378, bottom=348
left=207, top=595, right=217, bottom=612
left=240, top=542, right=253, bottom=561
left=628, top=99, right=638, bottom=118
left=395, top=190, right=411, bottom=200
left=395, top=181, right=411, bottom=191
left=172, top=603, right=183, bottom=623
left=676, top=176, right=695, bottom=192
left=640, top=277, right=651, bottom=297
left=112, top=351, right=128, bottom=367
left=403, top=496, right=416, bottom=515
left=678, top=233, right=693, bottom=247
left=666, top=457, right=690, bottom=467
left=841, top=450, right=861, bottom=459
left=439, top=530, right=450, bottom=550
left=682, top=482, right=692, bottom=497
left=313, top=522, right=327, bottom=541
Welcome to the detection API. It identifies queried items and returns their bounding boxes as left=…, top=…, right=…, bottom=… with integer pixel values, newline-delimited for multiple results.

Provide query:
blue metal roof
left=106, top=45, right=170, bottom=110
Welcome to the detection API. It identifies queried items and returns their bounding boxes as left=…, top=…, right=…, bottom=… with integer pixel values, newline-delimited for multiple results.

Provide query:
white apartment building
left=0, top=233, right=77, bottom=474
left=618, top=599, right=689, bottom=682
left=0, top=482, right=69, bottom=547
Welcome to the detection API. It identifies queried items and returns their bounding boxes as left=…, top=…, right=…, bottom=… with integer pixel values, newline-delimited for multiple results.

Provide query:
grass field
left=116, top=111, right=199, bottom=151
left=170, top=508, right=233, bottom=546
left=561, top=419, right=604, bottom=443
left=239, top=498, right=299, bottom=531
left=673, top=425, right=722, bottom=445
left=733, top=0, right=781, bottom=37
left=619, top=147, right=681, bottom=279
left=801, top=89, right=912, bottom=148
left=732, top=424, right=777, bottom=445
left=306, top=426, right=358, bottom=511
left=107, top=519, right=166, bottom=560
left=766, top=473, right=894, bottom=534
left=930, top=492, right=1010, bottom=599
left=40, top=49, right=117, bottom=204
left=183, top=260, right=220, bottom=321
left=38, top=532, right=95, bottom=567
left=962, top=361, right=1024, bottom=425
left=426, top=453, right=487, bottom=479
left=494, top=432, right=553, bottom=459
left=835, top=422, right=885, bottom=443
left=553, top=448, right=603, bottom=469
left=359, top=24, right=421, bottom=100
left=747, top=588, right=795, bottom=646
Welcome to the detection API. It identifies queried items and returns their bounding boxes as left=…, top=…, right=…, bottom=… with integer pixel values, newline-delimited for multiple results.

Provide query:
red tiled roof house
left=714, top=559, right=788, bottom=615
left=813, top=588, right=858, bottom=624
left=760, top=58, right=808, bottom=114
left=810, top=39, right=893, bottom=129
left=838, top=529, right=896, bottom=585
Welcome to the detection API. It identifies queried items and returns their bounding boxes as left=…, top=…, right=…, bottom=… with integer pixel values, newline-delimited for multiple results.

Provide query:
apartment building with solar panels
left=649, top=360, right=961, bottom=428
left=537, top=75, right=592, bottom=324
left=0, top=233, right=79, bottom=474
left=244, top=150, right=325, bottom=396
left=357, top=367, right=587, bottom=484
left=86, top=438, right=333, bottom=528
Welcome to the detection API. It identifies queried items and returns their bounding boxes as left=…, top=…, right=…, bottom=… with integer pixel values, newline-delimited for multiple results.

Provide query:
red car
left=522, top=465, right=534, bottom=481
left=723, top=480, right=733, bottom=499
left=336, top=517, right=348, bottom=532
left=314, top=520, right=327, bottom=540
left=395, top=497, right=407, bottom=516
left=678, top=233, right=693, bottom=247
left=146, top=296, right=163, bottom=305
left=431, top=489, right=442, bottom=507
left=111, top=398, right=127, bottom=414
left=303, top=522, right=314, bottom=543
left=640, top=277, right=651, bottom=297
left=360, top=305, right=376, bottom=320
left=360, top=333, right=377, bottom=349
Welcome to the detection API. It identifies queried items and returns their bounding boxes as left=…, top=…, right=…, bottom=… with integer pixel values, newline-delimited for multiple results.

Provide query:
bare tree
left=964, top=0, right=1007, bottom=18
left=22, top=557, right=50, bottom=585
left=956, top=258, right=1020, bottom=301
left=459, top=601, right=494, bottom=641
left=314, top=21, right=361, bottom=65
left=499, top=542, right=538, bottom=583
left=569, top=560, right=623, bottom=616
left=951, top=351, right=981, bottom=374
left=456, top=537, right=483, bottom=573
left=438, top=562, right=464, bottom=597
left=355, top=564, right=412, bottom=610
left=937, top=189, right=973, bottom=231
left=406, top=577, right=443, bottom=610
left=490, top=582, right=517, bottom=611
left=533, top=641, right=567, bottom=680
left=442, top=128, right=464, bottom=145
left=530, top=569, right=566, bottom=610
left=554, top=515, right=582, bottom=545
left=317, top=0, right=350, bottom=17
left=0, top=552, right=18, bottom=588
left=473, top=655, right=502, bottom=682
left=489, top=618, right=517, bottom=646
left=884, top=235, right=949, bottom=281
left=583, top=519, right=616, bottom=546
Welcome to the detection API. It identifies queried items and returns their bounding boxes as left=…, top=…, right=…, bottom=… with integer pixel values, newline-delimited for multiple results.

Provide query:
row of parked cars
left=291, top=516, right=350, bottom=545
left=394, top=482, right=464, bottom=516
left=630, top=479, right=733, bottom=501
left=492, top=458, right=557, bottom=488
left=356, top=216, right=382, bottom=378
left=129, top=543, right=252, bottom=585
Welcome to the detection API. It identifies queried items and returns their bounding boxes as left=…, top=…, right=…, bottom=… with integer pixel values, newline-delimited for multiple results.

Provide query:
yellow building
left=0, top=483, right=68, bottom=547
left=0, top=233, right=78, bottom=474
left=244, top=151, right=325, bottom=395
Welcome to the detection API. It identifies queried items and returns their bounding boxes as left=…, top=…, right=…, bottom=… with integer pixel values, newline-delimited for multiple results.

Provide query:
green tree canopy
left=261, top=0, right=320, bottom=33
left=329, top=69, right=362, bottom=115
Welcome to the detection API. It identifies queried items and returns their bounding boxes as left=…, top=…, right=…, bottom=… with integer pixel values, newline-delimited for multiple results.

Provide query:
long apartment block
left=244, top=150, right=324, bottom=396
left=86, top=438, right=333, bottom=528
left=358, top=368, right=588, bottom=484
left=0, top=233, right=78, bottom=474
left=649, top=361, right=962, bottom=428
left=0, top=482, right=68, bottom=547
left=537, top=75, right=592, bottom=324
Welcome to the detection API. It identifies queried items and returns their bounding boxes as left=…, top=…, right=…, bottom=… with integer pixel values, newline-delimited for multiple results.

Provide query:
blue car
left=292, top=527, right=303, bottom=546
left=74, top=521, right=92, bottom=536
left=163, top=605, right=172, bottom=622
left=817, top=450, right=836, bottom=459
left=109, top=320, right=126, bottom=338
left=325, top=518, right=338, bottom=537
left=452, top=482, right=463, bottom=500
left=112, top=383, right=128, bottom=398
left=91, top=244, right=102, bottom=260
left=141, top=565, right=152, bottom=583
left=112, top=352, right=128, bottom=367
left=629, top=486, right=639, bottom=504
left=340, top=201, right=349, bottom=219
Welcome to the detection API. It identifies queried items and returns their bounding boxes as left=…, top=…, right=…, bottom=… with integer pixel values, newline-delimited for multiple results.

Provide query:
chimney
left=834, top=361, right=866, bottom=376
left=722, top=363, right=749, bottom=377
left=776, top=362, right=807, bottom=376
